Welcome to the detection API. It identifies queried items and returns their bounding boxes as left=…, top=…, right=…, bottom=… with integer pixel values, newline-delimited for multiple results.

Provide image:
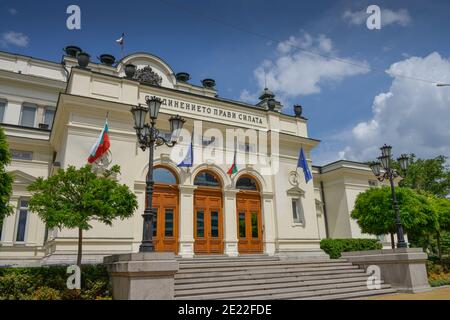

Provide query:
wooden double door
left=194, top=188, right=224, bottom=254
left=152, top=184, right=179, bottom=254
left=237, top=191, right=263, bottom=254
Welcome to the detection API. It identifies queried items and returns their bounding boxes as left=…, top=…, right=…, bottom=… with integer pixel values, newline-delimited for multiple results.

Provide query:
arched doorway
left=193, top=170, right=223, bottom=254
left=151, top=166, right=179, bottom=254
left=236, top=175, right=263, bottom=254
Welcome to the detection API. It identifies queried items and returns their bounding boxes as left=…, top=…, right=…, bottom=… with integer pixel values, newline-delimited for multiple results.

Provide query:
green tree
left=0, top=126, right=13, bottom=222
left=430, top=196, right=450, bottom=258
left=351, top=186, right=438, bottom=248
left=27, top=164, right=138, bottom=266
left=397, top=155, right=450, bottom=198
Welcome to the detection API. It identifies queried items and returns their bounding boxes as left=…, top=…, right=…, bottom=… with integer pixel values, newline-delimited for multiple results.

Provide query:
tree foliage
left=27, top=164, right=138, bottom=265
left=397, top=155, right=450, bottom=198
left=351, top=186, right=438, bottom=237
left=0, top=126, right=13, bottom=221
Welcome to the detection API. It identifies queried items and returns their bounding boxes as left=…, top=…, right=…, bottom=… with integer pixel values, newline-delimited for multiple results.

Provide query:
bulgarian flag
left=88, top=120, right=110, bottom=164
left=227, top=148, right=238, bottom=175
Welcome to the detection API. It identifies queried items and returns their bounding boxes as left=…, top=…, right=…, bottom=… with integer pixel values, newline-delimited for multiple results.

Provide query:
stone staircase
left=174, top=255, right=396, bottom=300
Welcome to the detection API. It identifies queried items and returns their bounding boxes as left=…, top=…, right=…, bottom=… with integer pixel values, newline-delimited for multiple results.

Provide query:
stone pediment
left=286, top=186, right=306, bottom=197
left=9, top=170, right=37, bottom=185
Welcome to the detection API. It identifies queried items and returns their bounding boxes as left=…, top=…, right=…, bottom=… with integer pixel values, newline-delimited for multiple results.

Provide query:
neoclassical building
left=0, top=49, right=387, bottom=266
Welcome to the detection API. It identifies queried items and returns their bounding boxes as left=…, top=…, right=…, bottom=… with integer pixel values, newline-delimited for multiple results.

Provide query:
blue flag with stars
left=297, top=147, right=312, bottom=183
left=178, top=139, right=193, bottom=168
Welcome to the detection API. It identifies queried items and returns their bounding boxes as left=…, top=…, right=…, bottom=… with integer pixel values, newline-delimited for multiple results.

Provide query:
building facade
left=0, top=49, right=388, bottom=266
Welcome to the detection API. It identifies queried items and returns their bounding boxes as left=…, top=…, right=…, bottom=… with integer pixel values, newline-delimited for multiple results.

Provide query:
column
left=261, top=192, right=276, bottom=255
left=223, top=188, right=239, bottom=257
left=178, top=185, right=197, bottom=258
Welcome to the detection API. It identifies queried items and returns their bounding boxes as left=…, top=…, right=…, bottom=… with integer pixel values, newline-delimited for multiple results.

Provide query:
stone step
left=242, top=285, right=396, bottom=300
left=175, top=276, right=374, bottom=296
left=176, top=282, right=392, bottom=300
left=178, top=260, right=349, bottom=270
left=177, top=255, right=275, bottom=262
left=175, top=265, right=361, bottom=279
left=303, top=288, right=398, bottom=300
left=175, top=273, right=367, bottom=290
left=175, top=268, right=365, bottom=283
left=177, top=262, right=354, bottom=273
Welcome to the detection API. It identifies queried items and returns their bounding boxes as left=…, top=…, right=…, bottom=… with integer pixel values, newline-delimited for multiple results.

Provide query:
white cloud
left=240, top=32, right=369, bottom=104
left=1, top=31, right=29, bottom=47
left=340, top=52, right=450, bottom=162
left=8, top=8, right=18, bottom=15
left=239, top=89, right=258, bottom=104
left=343, top=8, right=411, bottom=27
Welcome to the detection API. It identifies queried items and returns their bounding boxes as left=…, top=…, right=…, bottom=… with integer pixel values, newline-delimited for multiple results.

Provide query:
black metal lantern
left=379, top=155, right=390, bottom=170
left=169, top=115, right=186, bottom=142
left=130, top=99, right=185, bottom=253
left=76, top=52, right=90, bottom=68
left=369, top=161, right=382, bottom=177
left=397, top=154, right=410, bottom=171
left=145, top=96, right=162, bottom=119
left=131, top=104, right=148, bottom=132
left=380, top=144, right=392, bottom=158
left=370, top=145, right=409, bottom=249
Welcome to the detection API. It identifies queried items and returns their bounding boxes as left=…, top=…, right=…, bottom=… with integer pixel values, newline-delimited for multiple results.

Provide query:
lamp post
left=369, top=145, right=411, bottom=249
left=131, top=96, right=185, bottom=252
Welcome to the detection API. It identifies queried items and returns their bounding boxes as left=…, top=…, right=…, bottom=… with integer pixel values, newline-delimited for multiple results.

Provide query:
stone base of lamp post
left=342, top=248, right=431, bottom=293
left=103, top=252, right=179, bottom=300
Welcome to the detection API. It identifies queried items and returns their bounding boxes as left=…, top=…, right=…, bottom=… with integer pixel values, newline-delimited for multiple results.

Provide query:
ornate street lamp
left=369, top=145, right=411, bottom=248
left=131, top=96, right=186, bottom=252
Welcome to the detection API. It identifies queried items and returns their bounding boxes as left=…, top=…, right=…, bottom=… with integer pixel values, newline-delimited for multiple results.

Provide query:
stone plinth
left=103, top=252, right=179, bottom=300
left=342, top=248, right=431, bottom=293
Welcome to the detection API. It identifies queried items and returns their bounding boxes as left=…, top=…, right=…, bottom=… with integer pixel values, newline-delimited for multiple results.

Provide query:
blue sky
left=1, top=0, right=450, bottom=165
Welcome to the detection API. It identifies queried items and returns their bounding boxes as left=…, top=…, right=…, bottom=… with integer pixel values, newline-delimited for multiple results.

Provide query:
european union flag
left=297, top=147, right=312, bottom=183
left=178, top=140, right=193, bottom=168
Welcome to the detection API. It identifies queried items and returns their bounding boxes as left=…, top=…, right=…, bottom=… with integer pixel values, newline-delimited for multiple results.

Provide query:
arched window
left=236, top=176, right=259, bottom=191
left=153, top=167, right=177, bottom=184
left=194, top=171, right=221, bottom=188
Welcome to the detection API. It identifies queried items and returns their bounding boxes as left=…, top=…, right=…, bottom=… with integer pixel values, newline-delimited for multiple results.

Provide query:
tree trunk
left=77, top=228, right=83, bottom=267
left=436, top=231, right=442, bottom=261
left=390, top=232, right=395, bottom=249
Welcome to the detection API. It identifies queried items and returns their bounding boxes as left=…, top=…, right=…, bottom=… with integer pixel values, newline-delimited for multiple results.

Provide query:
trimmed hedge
left=0, top=265, right=111, bottom=300
left=320, top=238, right=383, bottom=259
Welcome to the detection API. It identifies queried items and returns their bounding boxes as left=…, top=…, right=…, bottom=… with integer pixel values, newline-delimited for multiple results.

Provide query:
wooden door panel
left=151, top=186, right=179, bottom=254
left=194, top=189, right=223, bottom=255
left=237, top=192, right=263, bottom=254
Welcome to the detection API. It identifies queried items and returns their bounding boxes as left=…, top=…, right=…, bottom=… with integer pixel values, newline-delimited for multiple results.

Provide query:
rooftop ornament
left=294, top=104, right=303, bottom=118
left=98, top=54, right=116, bottom=66
left=76, top=52, right=90, bottom=69
left=202, top=78, right=216, bottom=89
left=133, top=66, right=163, bottom=86
left=176, top=72, right=191, bottom=82
left=124, top=63, right=137, bottom=79
left=64, top=45, right=82, bottom=57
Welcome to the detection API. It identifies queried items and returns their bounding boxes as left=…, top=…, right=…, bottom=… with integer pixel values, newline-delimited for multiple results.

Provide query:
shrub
left=30, top=287, right=62, bottom=300
left=320, top=238, right=383, bottom=259
left=0, top=264, right=111, bottom=300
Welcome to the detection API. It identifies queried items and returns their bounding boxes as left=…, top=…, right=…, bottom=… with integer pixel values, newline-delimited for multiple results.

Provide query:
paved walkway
left=368, top=286, right=450, bottom=300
